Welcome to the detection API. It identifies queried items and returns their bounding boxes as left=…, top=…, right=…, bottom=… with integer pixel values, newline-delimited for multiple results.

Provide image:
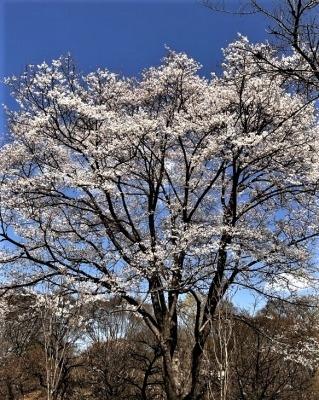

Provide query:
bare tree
left=35, top=284, right=84, bottom=400
left=204, top=0, right=319, bottom=95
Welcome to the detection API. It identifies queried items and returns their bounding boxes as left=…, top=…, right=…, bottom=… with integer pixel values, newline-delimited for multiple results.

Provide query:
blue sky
left=0, top=0, right=269, bottom=309
left=0, top=0, right=268, bottom=135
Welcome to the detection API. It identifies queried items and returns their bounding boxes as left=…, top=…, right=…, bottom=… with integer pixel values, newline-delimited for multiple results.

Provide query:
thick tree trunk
left=163, top=354, right=182, bottom=400
left=161, top=338, right=206, bottom=400
left=161, top=344, right=182, bottom=400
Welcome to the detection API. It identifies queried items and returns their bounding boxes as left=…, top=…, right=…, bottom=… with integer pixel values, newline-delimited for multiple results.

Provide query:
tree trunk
left=162, top=346, right=182, bottom=400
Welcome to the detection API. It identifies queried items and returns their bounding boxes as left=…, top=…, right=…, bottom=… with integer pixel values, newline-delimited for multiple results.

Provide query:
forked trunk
left=162, top=341, right=206, bottom=400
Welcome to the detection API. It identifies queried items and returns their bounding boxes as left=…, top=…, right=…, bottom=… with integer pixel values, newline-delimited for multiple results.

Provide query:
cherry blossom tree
left=1, top=37, right=319, bottom=399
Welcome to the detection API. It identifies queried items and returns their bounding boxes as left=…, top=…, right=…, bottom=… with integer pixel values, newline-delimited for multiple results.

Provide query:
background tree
left=1, top=293, right=319, bottom=399
left=228, top=298, right=319, bottom=400
left=0, top=292, right=44, bottom=400
left=34, top=284, right=85, bottom=400
left=204, top=0, right=319, bottom=96
left=81, top=297, right=163, bottom=400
